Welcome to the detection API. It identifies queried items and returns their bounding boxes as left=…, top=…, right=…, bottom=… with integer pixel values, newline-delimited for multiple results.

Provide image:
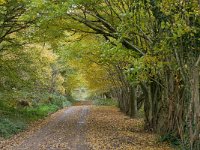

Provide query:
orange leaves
left=85, top=106, right=173, bottom=150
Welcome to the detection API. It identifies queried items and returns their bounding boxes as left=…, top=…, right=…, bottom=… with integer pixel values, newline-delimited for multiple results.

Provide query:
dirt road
left=0, top=105, right=173, bottom=150
left=1, top=106, right=90, bottom=150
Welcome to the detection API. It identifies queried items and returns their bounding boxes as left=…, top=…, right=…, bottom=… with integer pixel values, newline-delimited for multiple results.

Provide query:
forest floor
left=0, top=103, right=173, bottom=150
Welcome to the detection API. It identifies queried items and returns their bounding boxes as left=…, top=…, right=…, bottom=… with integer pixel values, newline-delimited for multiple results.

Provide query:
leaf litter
left=0, top=106, right=173, bottom=150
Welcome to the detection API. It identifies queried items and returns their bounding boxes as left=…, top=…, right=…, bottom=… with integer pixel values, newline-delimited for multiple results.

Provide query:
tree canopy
left=0, top=0, right=199, bottom=149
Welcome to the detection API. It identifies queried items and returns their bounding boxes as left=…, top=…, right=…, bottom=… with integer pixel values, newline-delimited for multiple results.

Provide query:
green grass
left=19, top=104, right=59, bottom=121
left=0, top=92, right=73, bottom=138
left=0, top=117, right=27, bottom=138
left=0, top=104, right=59, bottom=138
left=93, top=98, right=118, bottom=106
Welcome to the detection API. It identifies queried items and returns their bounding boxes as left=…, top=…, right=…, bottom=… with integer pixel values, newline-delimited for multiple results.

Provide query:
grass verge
left=0, top=92, right=73, bottom=138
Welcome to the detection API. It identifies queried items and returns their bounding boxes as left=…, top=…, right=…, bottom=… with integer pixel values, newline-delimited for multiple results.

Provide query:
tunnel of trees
left=0, top=0, right=199, bottom=149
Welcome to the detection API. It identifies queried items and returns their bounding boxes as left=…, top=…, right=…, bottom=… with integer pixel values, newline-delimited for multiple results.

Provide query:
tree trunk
left=189, top=66, right=200, bottom=149
left=130, top=85, right=137, bottom=118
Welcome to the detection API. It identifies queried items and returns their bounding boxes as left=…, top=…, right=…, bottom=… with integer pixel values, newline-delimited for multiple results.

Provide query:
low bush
left=20, top=104, right=59, bottom=121
left=93, top=98, right=118, bottom=106
left=0, top=118, right=26, bottom=138
left=159, top=132, right=181, bottom=147
left=48, top=94, right=70, bottom=108
left=63, top=101, right=72, bottom=107
left=0, top=91, right=73, bottom=138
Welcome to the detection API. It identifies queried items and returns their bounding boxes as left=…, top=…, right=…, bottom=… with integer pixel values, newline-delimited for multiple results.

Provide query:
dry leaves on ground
left=85, top=106, right=173, bottom=150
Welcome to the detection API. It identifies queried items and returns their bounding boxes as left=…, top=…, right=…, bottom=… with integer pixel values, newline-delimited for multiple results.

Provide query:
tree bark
left=130, top=85, right=137, bottom=118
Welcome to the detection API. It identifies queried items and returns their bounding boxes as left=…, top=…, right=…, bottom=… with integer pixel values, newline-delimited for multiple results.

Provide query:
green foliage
left=159, top=132, right=181, bottom=147
left=20, top=104, right=59, bottom=120
left=62, top=101, right=72, bottom=107
left=0, top=118, right=26, bottom=138
left=0, top=91, right=72, bottom=138
left=93, top=98, right=118, bottom=106
left=0, top=102, right=60, bottom=138
left=0, top=92, right=72, bottom=120
left=0, top=0, right=199, bottom=149
left=48, top=94, right=72, bottom=108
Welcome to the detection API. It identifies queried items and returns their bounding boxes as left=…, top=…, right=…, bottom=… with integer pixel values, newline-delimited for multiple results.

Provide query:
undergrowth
left=0, top=91, right=74, bottom=138
left=159, top=132, right=190, bottom=150
left=93, top=98, right=118, bottom=106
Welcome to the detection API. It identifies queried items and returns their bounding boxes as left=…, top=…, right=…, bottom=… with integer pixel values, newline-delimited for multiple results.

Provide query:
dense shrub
left=0, top=118, right=26, bottom=138
left=0, top=91, right=73, bottom=138
left=48, top=94, right=70, bottom=108
left=159, top=132, right=182, bottom=148
left=93, top=98, right=118, bottom=106
left=20, top=104, right=59, bottom=121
